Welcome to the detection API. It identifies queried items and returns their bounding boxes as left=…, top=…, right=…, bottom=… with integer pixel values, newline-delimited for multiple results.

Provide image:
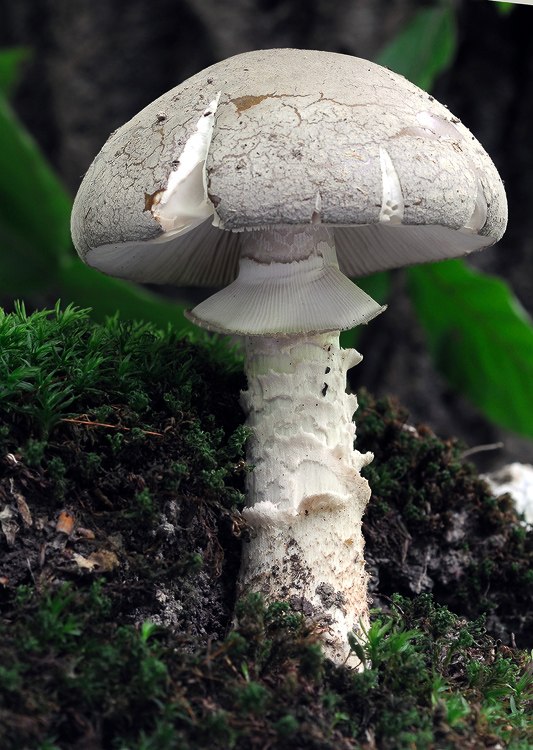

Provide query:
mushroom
left=71, top=49, right=507, bottom=663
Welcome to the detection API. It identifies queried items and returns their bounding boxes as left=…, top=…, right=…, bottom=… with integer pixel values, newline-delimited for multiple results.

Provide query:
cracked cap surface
left=71, top=48, right=507, bottom=286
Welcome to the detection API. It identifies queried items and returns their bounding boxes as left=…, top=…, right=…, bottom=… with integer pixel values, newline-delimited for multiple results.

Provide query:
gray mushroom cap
left=71, top=48, right=507, bottom=288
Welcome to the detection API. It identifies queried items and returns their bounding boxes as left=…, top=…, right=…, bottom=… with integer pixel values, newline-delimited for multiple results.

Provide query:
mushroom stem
left=239, top=331, right=372, bottom=664
left=184, top=225, right=382, bottom=663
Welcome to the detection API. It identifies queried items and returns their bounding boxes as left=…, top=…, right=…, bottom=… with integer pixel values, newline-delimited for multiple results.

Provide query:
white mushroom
left=71, top=49, right=507, bottom=664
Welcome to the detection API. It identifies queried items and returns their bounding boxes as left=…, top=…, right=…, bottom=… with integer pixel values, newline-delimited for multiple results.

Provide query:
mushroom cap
left=71, top=48, right=507, bottom=287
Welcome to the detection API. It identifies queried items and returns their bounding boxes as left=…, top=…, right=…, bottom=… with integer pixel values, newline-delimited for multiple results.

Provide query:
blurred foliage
left=408, top=260, right=533, bottom=436
left=377, top=4, right=456, bottom=91
left=1, top=1, right=533, bottom=439
left=494, top=2, right=515, bottom=17
left=0, top=48, right=30, bottom=99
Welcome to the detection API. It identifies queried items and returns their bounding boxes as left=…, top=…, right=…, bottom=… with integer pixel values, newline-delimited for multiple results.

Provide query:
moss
left=356, top=390, right=533, bottom=645
left=8, top=584, right=529, bottom=749
left=0, top=302, right=248, bottom=632
left=1, top=305, right=533, bottom=748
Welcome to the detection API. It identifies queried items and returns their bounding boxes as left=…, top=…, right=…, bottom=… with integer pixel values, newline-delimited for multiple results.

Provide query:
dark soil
left=356, top=391, right=533, bottom=648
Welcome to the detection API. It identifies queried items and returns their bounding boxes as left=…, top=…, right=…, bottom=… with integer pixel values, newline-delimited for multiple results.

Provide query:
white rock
left=483, top=463, right=533, bottom=524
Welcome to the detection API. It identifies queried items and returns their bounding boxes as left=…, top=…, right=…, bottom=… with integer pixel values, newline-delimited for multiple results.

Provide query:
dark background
left=1, top=0, right=532, bottom=470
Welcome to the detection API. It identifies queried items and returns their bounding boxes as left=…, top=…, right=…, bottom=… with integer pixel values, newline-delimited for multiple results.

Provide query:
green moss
left=0, top=303, right=248, bottom=664
left=4, top=582, right=530, bottom=750
left=1, top=305, right=533, bottom=748
left=134, top=487, right=154, bottom=518
left=356, top=390, right=533, bottom=645
left=0, top=302, right=248, bottom=516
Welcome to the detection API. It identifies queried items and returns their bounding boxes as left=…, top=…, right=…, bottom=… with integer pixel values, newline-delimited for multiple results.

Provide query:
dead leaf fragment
left=8, top=478, right=32, bottom=526
left=72, top=553, right=97, bottom=571
left=90, top=549, right=120, bottom=571
left=56, top=510, right=75, bottom=536
left=73, top=549, right=120, bottom=572
left=76, top=527, right=95, bottom=540
left=0, top=506, right=19, bottom=547
left=14, top=493, right=32, bottom=526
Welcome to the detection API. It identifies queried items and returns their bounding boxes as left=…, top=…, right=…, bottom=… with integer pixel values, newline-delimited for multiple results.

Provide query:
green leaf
left=0, top=48, right=31, bottom=99
left=0, top=47, right=73, bottom=295
left=57, top=257, right=196, bottom=334
left=357, top=271, right=392, bottom=307
left=0, top=95, right=72, bottom=271
left=408, top=260, right=533, bottom=438
left=0, top=219, right=56, bottom=293
left=347, top=3, right=458, bottom=351
left=340, top=271, right=391, bottom=350
left=493, top=3, right=515, bottom=17
left=376, top=5, right=457, bottom=91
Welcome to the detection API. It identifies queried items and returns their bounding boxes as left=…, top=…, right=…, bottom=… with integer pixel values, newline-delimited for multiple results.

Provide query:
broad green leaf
left=493, top=3, right=515, bottom=17
left=0, top=47, right=68, bottom=293
left=376, top=5, right=457, bottom=91
left=57, top=256, right=197, bottom=334
left=408, top=260, right=533, bottom=439
left=340, top=272, right=391, bottom=351
left=0, top=95, right=72, bottom=266
left=0, top=220, right=56, bottom=293
left=348, top=3, right=459, bottom=347
left=0, top=48, right=30, bottom=99
left=357, top=271, right=392, bottom=308
left=374, top=4, right=533, bottom=441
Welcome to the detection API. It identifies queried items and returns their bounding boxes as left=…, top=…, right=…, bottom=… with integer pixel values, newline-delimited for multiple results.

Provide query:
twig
left=461, top=442, right=504, bottom=459
left=60, top=418, right=163, bottom=437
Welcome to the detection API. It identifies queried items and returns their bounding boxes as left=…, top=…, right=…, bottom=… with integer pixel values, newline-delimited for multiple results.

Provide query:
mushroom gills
left=185, top=226, right=385, bottom=336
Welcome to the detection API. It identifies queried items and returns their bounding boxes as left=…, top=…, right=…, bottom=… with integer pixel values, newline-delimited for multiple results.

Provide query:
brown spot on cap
left=144, top=189, right=164, bottom=212
left=231, top=94, right=270, bottom=113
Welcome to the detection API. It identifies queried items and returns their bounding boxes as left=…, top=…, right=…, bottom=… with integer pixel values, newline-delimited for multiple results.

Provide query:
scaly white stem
left=238, top=332, right=372, bottom=664
left=186, top=226, right=382, bottom=663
